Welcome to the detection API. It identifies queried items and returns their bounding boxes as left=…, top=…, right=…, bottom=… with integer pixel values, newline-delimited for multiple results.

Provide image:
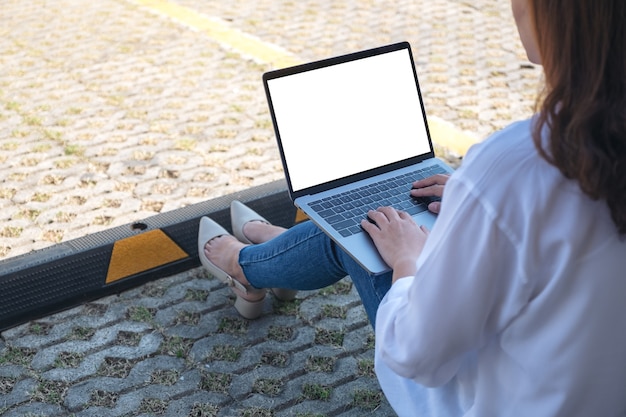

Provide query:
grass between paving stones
left=189, top=402, right=219, bottom=417
left=97, top=357, right=136, bottom=378
left=314, top=328, right=345, bottom=347
left=185, top=288, right=210, bottom=301
left=320, top=304, right=347, bottom=319
left=142, top=282, right=168, bottom=298
left=357, top=359, right=376, bottom=377
left=304, top=356, right=335, bottom=373
left=174, top=310, right=202, bottom=326
left=126, top=305, right=157, bottom=324
left=159, top=336, right=194, bottom=358
left=83, top=302, right=108, bottom=316
left=67, top=326, right=96, bottom=341
left=139, top=397, right=168, bottom=414
left=352, top=388, right=384, bottom=411
left=318, top=280, right=352, bottom=296
left=116, top=330, right=143, bottom=346
left=0, top=226, right=23, bottom=238
left=267, top=325, right=294, bottom=342
left=151, top=369, right=180, bottom=385
left=207, top=344, right=242, bottom=362
left=253, top=378, right=284, bottom=396
left=241, top=407, right=273, bottom=417
left=0, top=346, right=36, bottom=366
left=301, top=383, right=332, bottom=401
left=32, top=380, right=70, bottom=405
left=260, top=351, right=289, bottom=367
left=0, top=377, right=16, bottom=395
left=217, top=316, right=248, bottom=334
left=272, top=298, right=301, bottom=316
left=200, top=371, right=232, bottom=394
left=87, top=389, right=119, bottom=408
left=28, top=322, right=53, bottom=336
left=54, top=351, right=85, bottom=368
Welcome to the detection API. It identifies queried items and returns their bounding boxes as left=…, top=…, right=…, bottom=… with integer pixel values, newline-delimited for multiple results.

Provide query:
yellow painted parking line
left=427, top=115, right=478, bottom=156
left=130, top=0, right=301, bottom=68
left=129, top=0, right=477, bottom=157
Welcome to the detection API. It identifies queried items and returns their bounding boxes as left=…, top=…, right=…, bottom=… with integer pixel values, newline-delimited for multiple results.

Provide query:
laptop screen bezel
left=262, top=41, right=436, bottom=200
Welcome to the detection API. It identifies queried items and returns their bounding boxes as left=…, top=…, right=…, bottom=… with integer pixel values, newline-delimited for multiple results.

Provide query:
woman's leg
left=238, top=221, right=392, bottom=326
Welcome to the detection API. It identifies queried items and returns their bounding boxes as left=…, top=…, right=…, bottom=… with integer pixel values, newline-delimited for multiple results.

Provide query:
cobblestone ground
left=0, top=0, right=542, bottom=416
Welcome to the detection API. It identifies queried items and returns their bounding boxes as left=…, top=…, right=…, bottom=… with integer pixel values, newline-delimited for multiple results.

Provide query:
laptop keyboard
left=309, top=165, right=447, bottom=237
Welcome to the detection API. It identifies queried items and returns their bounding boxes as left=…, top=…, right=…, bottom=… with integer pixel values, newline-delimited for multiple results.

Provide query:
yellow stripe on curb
left=106, top=229, right=188, bottom=284
left=130, top=0, right=477, bottom=157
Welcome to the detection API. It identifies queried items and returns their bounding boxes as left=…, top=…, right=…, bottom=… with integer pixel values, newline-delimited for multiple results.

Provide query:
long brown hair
left=530, top=0, right=626, bottom=234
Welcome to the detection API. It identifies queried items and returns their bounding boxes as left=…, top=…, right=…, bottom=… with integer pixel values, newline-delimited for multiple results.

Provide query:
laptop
left=262, top=42, right=454, bottom=275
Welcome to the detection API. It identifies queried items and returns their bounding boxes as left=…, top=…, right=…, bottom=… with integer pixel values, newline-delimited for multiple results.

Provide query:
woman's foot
left=241, top=220, right=287, bottom=244
left=197, top=217, right=266, bottom=319
left=203, top=235, right=250, bottom=290
left=230, top=200, right=298, bottom=301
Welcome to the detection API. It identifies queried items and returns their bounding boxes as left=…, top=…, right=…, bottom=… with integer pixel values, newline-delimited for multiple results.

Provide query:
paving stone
left=0, top=378, right=38, bottom=408
left=1, top=402, right=65, bottom=417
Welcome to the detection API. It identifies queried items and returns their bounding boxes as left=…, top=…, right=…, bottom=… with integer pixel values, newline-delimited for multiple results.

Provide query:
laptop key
left=326, top=214, right=346, bottom=224
left=429, top=165, right=447, bottom=174
left=318, top=209, right=336, bottom=218
left=339, top=229, right=353, bottom=237
left=348, top=225, right=362, bottom=235
left=332, top=219, right=357, bottom=231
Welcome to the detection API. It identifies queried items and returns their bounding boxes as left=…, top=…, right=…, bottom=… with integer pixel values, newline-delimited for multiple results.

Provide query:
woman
left=198, top=0, right=626, bottom=415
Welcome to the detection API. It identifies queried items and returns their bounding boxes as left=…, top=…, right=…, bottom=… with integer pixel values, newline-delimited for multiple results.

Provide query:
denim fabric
left=238, top=221, right=392, bottom=327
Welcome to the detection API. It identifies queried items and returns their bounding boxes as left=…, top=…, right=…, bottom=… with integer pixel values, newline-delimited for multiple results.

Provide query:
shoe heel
left=270, top=288, right=298, bottom=301
left=234, top=296, right=265, bottom=319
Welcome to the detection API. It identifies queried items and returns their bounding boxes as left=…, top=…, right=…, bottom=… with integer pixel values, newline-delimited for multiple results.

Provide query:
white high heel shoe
left=197, top=216, right=266, bottom=319
left=230, top=200, right=298, bottom=301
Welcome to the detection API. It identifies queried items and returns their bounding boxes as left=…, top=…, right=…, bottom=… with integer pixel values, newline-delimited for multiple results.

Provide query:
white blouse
left=375, top=118, right=626, bottom=417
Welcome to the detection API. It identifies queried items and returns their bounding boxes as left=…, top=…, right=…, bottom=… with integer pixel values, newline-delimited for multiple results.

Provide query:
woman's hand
left=361, top=206, right=429, bottom=283
left=411, top=174, right=450, bottom=214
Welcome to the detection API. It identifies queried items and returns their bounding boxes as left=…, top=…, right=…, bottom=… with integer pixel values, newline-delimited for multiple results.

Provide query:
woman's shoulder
left=454, top=117, right=546, bottom=192
left=470, top=118, right=535, bottom=161
left=447, top=116, right=612, bottom=243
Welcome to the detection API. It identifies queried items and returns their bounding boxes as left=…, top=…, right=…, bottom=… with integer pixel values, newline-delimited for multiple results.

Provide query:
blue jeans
left=238, top=221, right=392, bottom=327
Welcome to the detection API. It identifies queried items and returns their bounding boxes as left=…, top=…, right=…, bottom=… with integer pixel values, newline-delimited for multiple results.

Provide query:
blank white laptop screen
left=266, top=48, right=431, bottom=192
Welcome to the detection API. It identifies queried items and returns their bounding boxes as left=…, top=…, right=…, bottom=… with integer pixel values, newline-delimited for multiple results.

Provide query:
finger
left=428, top=201, right=442, bottom=214
left=376, top=206, right=401, bottom=220
left=412, top=173, right=449, bottom=189
left=411, top=184, right=445, bottom=197
left=361, top=218, right=379, bottom=234
left=364, top=210, right=388, bottom=230
left=366, top=209, right=386, bottom=223
left=420, top=225, right=431, bottom=235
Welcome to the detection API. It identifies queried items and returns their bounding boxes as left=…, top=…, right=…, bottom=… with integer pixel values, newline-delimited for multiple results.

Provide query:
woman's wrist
left=391, top=258, right=418, bottom=284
